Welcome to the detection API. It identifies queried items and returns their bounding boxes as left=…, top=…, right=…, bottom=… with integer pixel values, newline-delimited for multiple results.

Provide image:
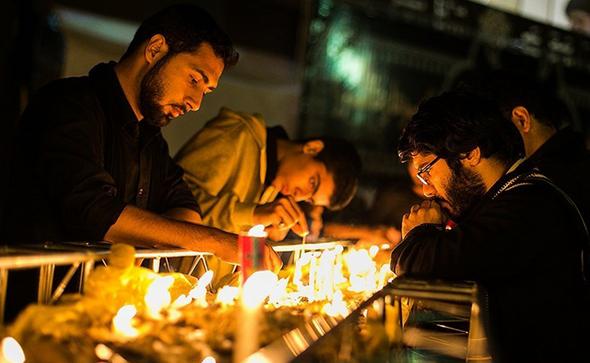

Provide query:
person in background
left=174, top=107, right=361, bottom=241
left=480, top=70, right=590, bottom=231
left=391, top=90, right=588, bottom=362
left=566, top=0, right=590, bottom=36
left=2, top=5, right=280, bottom=270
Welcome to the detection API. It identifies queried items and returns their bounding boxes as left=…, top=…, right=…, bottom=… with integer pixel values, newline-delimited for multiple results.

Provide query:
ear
left=462, top=147, right=482, bottom=167
left=511, top=106, right=532, bottom=134
left=302, top=140, right=324, bottom=156
left=144, top=34, right=169, bottom=65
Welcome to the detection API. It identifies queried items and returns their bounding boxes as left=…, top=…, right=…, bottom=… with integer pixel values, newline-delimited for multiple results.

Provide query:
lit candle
left=233, top=271, right=277, bottom=363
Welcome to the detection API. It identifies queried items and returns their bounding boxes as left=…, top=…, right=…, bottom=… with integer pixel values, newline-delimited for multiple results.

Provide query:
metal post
left=466, top=302, right=492, bottom=362
left=79, top=260, right=95, bottom=294
left=38, top=265, right=55, bottom=304
left=151, top=257, right=161, bottom=273
left=0, top=268, right=7, bottom=325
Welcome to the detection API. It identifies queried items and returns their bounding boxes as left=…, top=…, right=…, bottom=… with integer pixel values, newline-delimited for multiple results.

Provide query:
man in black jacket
left=2, top=5, right=281, bottom=269
left=391, top=90, right=588, bottom=362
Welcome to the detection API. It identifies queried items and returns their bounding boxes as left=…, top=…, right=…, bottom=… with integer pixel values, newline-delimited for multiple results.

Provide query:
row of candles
left=2, top=225, right=393, bottom=363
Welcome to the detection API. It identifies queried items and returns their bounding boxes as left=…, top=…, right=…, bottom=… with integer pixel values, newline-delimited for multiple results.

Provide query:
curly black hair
left=398, top=90, right=523, bottom=167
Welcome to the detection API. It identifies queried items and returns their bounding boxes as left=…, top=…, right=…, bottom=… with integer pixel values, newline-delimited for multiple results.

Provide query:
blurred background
left=2, top=0, right=590, bottom=225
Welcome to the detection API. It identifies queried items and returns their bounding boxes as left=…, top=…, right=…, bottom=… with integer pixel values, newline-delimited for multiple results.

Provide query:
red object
left=445, top=219, right=457, bottom=230
left=238, top=234, right=265, bottom=283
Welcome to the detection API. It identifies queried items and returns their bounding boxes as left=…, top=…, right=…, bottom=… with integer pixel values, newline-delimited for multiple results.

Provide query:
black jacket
left=391, top=169, right=588, bottom=362
left=517, top=128, right=590, bottom=233
left=2, top=62, right=200, bottom=244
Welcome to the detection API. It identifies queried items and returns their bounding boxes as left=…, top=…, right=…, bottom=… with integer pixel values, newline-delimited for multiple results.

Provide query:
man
left=1, top=5, right=280, bottom=270
left=483, top=70, right=590, bottom=231
left=174, top=108, right=361, bottom=241
left=566, top=0, right=590, bottom=36
left=391, top=91, right=587, bottom=362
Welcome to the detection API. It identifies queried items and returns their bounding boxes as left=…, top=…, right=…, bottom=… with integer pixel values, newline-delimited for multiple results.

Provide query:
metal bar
left=0, top=268, right=7, bottom=325
left=0, top=247, right=212, bottom=270
left=37, top=265, right=55, bottom=304
left=80, top=260, right=95, bottom=294
left=49, top=262, right=81, bottom=304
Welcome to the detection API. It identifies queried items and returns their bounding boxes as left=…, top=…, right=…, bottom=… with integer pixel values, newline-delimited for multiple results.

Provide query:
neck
left=524, top=127, right=556, bottom=157
left=480, top=159, right=510, bottom=193
left=114, top=58, right=145, bottom=121
left=276, top=139, right=300, bottom=162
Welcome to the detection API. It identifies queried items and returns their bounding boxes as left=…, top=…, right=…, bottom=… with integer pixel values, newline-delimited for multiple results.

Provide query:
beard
left=139, top=55, right=181, bottom=128
left=444, top=165, right=487, bottom=218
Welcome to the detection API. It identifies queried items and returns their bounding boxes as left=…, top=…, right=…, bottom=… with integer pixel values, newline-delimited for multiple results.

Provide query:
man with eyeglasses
left=391, top=90, right=588, bottom=362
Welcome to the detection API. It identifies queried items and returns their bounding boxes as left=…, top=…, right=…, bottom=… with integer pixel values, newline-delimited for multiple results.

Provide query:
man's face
left=569, top=10, right=590, bottom=36
left=273, top=155, right=335, bottom=207
left=412, top=153, right=486, bottom=218
left=139, top=42, right=225, bottom=127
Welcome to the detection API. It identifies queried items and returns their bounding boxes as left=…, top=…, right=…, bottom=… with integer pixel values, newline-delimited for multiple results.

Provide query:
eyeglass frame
left=416, top=156, right=441, bottom=186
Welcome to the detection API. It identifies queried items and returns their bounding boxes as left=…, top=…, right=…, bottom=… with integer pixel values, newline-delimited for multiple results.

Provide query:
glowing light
left=0, top=337, right=25, bottom=363
left=248, top=224, right=267, bottom=237
left=381, top=243, right=391, bottom=250
left=215, top=286, right=239, bottom=306
left=369, top=245, right=379, bottom=258
left=242, top=270, right=278, bottom=308
left=145, top=275, right=174, bottom=318
left=188, top=270, right=214, bottom=307
left=95, top=344, right=113, bottom=360
left=322, top=290, right=349, bottom=317
left=201, top=356, right=216, bottom=363
left=112, top=305, right=139, bottom=338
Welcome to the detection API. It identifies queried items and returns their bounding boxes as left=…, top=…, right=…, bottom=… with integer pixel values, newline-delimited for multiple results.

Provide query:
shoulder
left=206, top=108, right=267, bottom=146
left=34, top=76, right=96, bottom=105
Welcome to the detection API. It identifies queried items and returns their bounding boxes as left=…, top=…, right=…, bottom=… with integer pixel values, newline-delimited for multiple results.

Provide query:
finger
left=279, top=198, right=309, bottom=234
left=410, top=204, right=420, bottom=213
left=421, top=200, right=432, bottom=209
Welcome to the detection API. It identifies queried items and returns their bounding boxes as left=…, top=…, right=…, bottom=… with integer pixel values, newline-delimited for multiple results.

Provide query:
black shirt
left=2, top=62, right=200, bottom=244
left=391, top=169, right=588, bottom=362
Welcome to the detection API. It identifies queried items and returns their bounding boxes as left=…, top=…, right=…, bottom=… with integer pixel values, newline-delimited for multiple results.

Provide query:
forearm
left=104, top=205, right=238, bottom=264
left=163, top=207, right=202, bottom=224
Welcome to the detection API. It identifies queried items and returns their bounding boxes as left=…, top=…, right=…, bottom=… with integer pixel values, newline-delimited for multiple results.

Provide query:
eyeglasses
left=416, top=156, right=441, bottom=186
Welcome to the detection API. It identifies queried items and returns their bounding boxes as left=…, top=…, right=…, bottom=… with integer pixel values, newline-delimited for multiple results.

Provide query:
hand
left=253, top=196, right=309, bottom=236
left=262, top=243, right=282, bottom=273
left=308, top=205, right=324, bottom=241
left=402, top=200, right=444, bottom=239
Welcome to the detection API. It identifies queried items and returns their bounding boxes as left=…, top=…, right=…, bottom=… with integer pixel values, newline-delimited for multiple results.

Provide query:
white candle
left=233, top=271, right=277, bottom=363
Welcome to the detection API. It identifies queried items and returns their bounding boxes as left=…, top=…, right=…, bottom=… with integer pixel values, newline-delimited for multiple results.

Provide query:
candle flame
left=201, top=356, right=216, bottom=363
left=322, top=290, right=349, bottom=317
left=112, top=305, right=139, bottom=338
left=215, top=286, right=239, bottom=306
left=1, top=337, right=25, bottom=363
left=242, top=270, right=278, bottom=308
left=145, top=275, right=174, bottom=318
left=247, top=224, right=267, bottom=237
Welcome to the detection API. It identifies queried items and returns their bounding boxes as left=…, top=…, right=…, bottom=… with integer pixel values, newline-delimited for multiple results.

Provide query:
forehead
left=173, top=43, right=224, bottom=81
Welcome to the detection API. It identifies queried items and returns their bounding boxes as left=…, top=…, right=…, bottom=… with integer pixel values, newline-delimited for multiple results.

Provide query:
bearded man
left=1, top=5, right=281, bottom=272
left=391, top=91, right=588, bottom=362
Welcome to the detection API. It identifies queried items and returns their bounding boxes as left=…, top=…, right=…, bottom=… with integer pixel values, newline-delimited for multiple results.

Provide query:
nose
left=185, top=89, right=204, bottom=112
left=293, top=188, right=310, bottom=201
left=422, top=184, right=436, bottom=198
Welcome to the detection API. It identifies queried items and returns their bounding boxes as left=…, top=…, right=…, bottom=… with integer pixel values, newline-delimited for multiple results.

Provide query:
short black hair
left=303, top=137, right=362, bottom=211
left=566, top=0, right=590, bottom=15
left=476, top=70, right=568, bottom=129
left=121, top=4, right=239, bottom=68
left=398, top=90, right=523, bottom=167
